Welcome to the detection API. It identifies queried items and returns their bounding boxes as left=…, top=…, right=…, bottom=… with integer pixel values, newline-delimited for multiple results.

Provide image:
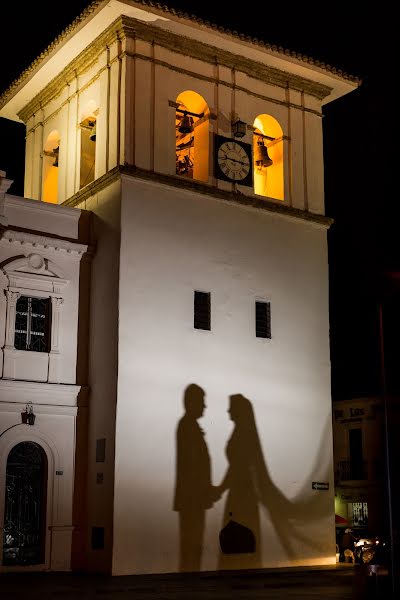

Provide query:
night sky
left=0, top=1, right=395, bottom=400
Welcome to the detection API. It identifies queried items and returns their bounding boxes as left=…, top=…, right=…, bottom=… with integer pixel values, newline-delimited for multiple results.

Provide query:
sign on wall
left=312, top=481, right=329, bottom=491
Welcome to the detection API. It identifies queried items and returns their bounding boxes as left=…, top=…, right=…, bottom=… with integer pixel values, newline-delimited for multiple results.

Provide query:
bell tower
left=0, top=0, right=359, bottom=576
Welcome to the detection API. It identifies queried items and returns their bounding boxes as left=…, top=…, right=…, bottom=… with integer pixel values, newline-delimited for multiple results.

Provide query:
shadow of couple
left=173, top=383, right=332, bottom=572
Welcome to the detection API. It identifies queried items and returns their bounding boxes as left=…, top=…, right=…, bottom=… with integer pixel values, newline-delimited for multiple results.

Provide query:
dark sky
left=0, top=1, right=395, bottom=400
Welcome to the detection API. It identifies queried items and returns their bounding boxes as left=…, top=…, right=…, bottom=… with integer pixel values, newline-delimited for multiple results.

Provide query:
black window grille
left=3, top=442, right=47, bottom=566
left=96, top=439, right=106, bottom=463
left=14, top=296, right=51, bottom=352
left=194, top=291, right=211, bottom=331
left=91, top=526, right=105, bottom=550
left=255, top=301, right=271, bottom=338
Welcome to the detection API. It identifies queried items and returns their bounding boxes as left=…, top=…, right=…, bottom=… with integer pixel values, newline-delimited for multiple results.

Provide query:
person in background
left=341, top=528, right=356, bottom=563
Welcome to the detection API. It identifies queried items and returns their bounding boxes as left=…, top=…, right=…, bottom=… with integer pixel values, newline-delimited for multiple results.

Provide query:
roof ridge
left=137, top=1, right=360, bottom=84
left=0, top=0, right=360, bottom=110
left=0, top=1, right=104, bottom=109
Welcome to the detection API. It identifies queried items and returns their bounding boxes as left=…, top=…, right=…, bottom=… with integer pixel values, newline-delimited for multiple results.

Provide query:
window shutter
left=194, top=291, right=211, bottom=331
left=255, top=301, right=271, bottom=338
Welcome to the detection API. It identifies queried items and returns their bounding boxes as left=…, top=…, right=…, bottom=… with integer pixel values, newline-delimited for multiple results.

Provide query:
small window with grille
left=194, top=291, right=211, bottom=331
left=255, top=301, right=271, bottom=339
left=14, top=296, right=51, bottom=352
left=91, top=526, right=105, bottom=550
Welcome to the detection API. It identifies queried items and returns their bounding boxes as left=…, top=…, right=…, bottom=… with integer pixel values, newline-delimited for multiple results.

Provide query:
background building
left=333, top=396, right=386, bottom=536
left=0, top=0, right=358, bottom=575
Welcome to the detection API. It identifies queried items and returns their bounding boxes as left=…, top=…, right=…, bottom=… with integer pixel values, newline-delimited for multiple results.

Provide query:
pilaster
left=31, top=111, right=44, bottom=200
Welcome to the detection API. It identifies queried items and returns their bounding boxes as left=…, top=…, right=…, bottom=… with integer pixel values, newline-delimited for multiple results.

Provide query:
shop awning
left=335, top=514, right=348, bottom=525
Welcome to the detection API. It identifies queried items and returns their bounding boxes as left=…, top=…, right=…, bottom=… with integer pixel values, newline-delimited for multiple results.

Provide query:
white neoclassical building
left=0, top=0, right=359, bottom=576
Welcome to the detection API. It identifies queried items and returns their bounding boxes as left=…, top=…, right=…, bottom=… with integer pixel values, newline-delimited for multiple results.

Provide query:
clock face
left=214, top=135, right=253, bottom=186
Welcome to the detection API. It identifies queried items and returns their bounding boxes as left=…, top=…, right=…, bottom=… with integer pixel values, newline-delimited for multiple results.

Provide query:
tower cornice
left=18, top=14, right=335, bottom=123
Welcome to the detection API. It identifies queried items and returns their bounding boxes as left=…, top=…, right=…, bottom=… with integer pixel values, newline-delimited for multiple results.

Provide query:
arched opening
left=3, top=442, right=48, bottom=566
left=79, top=101, right=98, bottom=189
left=42, top=130, right=60, bottom=204
left=253, top=115, right=284, bottom=200
left=175, top=91, right=209, bottom=182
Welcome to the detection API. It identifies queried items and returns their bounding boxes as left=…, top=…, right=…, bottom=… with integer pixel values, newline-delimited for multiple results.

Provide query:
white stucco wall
left=112, top=176, right=335, bottom=575
left=74, top=181, right=121, bottom=573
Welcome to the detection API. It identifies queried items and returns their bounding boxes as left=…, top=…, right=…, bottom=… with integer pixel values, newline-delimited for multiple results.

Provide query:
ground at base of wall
left=1, top=564, right=396, bottom=599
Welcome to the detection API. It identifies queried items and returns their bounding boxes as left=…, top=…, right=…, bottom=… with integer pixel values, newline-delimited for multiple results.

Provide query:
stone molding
left=63, top=164, right=332, bottom=229
left=17, top=13, right=336, bottom=122
left=0, top=0, right=359, bottom=117
left=120, top=16, right=332, bottom=98
left=62, top=166, right=121, bottom=208
left=5, top=272, right=68, bottom=295
left=2, top=193, right=82, bottom=220
left=4, top=255, right=66, bottom=278
left=0, top=229, right=88, bottom=256
left=0, top=379, right=83, bottom=407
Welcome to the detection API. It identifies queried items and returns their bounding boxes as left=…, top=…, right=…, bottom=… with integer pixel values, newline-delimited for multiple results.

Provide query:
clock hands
left=221, top=153, right=248, bottom=166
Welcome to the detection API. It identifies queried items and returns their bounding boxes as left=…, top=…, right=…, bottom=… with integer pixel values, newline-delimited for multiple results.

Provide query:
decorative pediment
left=2, top=254, right=69, bottom=293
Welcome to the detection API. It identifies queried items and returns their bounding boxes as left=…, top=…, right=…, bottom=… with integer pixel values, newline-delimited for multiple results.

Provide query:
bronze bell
left=89, top=121, right=96, bottom=142
left=52, top=146, right=59, bottom=167
left=255, top=138, right=273, bottom=167
left=178, top=112, right=194, bottom=134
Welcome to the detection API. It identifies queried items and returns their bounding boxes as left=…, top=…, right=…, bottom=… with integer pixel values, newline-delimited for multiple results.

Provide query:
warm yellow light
left=175, top=91, right=209, bottom=182
left=253, top=115, right=284, bottom=201
left=42, top=129, right=60, bottom=204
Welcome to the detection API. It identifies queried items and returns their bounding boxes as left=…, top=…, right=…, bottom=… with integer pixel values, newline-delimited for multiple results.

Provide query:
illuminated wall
left=42, top=130, right=60, bottom=204
left=112, top=177, right=335, bottom=575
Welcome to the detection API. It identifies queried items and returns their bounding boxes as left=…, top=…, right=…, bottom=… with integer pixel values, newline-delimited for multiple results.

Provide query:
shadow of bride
left=217, top=394, right=333, bottom=568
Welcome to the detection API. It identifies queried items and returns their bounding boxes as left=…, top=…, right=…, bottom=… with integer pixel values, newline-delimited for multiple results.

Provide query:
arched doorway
left=3, top=442, right=47, bottom=566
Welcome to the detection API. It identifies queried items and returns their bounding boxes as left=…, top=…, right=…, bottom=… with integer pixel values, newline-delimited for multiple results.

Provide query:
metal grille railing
left=14, top=296, right=50, bottom=352
left=335, top=459, right=368, bottom=481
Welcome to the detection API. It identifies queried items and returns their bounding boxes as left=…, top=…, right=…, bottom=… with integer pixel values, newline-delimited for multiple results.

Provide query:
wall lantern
left=0, top=403, right=36, bottom=438
left=232, top=119, right=247, bottom=138
left=21, top=402, right=36, bottom=426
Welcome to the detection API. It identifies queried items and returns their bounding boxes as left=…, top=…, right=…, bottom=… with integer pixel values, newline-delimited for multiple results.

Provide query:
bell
left=89, top=122, right=96, bottom=142
left=255, top=139, right=273, bottom=167
left=178, top=112, right=194, bottom=134
left=52, top=146, right=59, bottom=167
